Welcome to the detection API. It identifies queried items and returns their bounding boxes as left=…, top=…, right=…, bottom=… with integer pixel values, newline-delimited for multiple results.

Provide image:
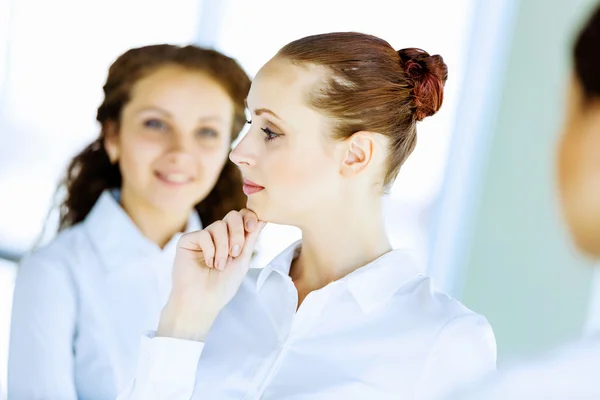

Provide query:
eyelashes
left=246, top=119, right=283, bottom=142
left=261, top=127, right=281, bottom=142
left=144, top=118, right=167, bottom=131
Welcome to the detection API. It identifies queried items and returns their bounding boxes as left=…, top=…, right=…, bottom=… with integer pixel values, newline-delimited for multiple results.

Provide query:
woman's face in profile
left=230, top=57, right=348, bottom=225
left=104, top=65, right=234, bottom=215
left=557, top=75, right=600, bottom=257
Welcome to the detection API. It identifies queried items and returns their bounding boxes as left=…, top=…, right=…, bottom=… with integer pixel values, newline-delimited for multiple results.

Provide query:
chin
left=245, top=198, right=286, bottom=225
left=148, top=195, right=198, bottom=215
left=562, top=194, right=600, bottom=260
left=572, top=234, right=600, bottom=259
left=569, top=220, right=600, bottom=259
left=245, top=201, right=267, bottom=221
left=249, top=192, right=322, bottom=228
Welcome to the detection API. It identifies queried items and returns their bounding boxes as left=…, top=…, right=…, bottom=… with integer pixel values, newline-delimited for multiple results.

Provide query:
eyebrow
left=137, top=107, right=225, bottom=123
left=244, top=100, right=282, bottom=121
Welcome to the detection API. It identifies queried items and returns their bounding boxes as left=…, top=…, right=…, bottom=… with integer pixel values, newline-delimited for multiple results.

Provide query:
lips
left=155, top=171, right=193, bottom=185
left=243, top=178, right=264, bottom=195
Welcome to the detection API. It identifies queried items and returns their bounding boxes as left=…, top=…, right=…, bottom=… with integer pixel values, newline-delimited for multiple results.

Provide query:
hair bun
left=397, top=48, right=448, bottom=121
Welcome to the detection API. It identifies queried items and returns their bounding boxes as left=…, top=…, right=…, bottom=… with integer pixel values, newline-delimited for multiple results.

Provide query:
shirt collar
left=256, top=240, right=423, bottom=313
left=83, top=189, right=202, bottom=271
left=344, top=249, right=423, bottom=313
left=256, top=240, right=302, bottom=291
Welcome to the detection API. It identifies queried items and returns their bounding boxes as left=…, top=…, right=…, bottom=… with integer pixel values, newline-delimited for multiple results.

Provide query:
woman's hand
left=157, top=209, right=265, bottom=341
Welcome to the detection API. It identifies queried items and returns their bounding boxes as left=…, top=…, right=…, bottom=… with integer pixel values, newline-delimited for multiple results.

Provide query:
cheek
left=558, top=132, right=584, bottom=217
left=557, top=113, right=585, bottom=198
left=558, top=128, right=600, bottom=243
left=195, top=145, right=230, bottom=181
left=118, top=136, right=163, bottom=181
left=269, top=148, right=336, bottom=197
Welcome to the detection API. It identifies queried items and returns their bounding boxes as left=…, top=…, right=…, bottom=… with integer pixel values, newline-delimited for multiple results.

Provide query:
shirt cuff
left=128, top=332, right=205, bottom=399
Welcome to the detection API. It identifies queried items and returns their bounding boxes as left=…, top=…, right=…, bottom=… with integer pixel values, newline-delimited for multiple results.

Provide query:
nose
left=166, top=132, right=194, bottom=165
left=229, top=134, right=256, bottom=167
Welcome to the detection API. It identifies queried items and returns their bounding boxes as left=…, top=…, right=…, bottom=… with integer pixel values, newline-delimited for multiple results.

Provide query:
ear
left=103, top=121, right=120, bottom=164
left=339, top=131, right=374, bottom=178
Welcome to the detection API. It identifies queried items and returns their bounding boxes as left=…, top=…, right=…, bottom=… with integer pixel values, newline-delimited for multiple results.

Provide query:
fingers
left=184, top=209, right=264, bottom=271
left=209, top=221, right=229, bottom=271
left=197, top=231, right=216, bottom=269
left=238, top=208, right=259, bottom=232
left=234, top=209, right=262, bottom=259
left=178, top=230, right=215, bottom=269
left=224, top=209, right=262, bottom=260
left=223, top=211, right=245, bottom=258
left=240, top=221, right=266, bottom=258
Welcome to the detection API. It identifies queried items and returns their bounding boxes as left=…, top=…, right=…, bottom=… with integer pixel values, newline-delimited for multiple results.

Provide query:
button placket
left=243, top=274, right=298, bottom=400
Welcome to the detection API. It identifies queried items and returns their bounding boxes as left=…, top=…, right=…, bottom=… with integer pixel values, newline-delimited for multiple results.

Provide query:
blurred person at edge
left=443, top=4, right=600, bottom=400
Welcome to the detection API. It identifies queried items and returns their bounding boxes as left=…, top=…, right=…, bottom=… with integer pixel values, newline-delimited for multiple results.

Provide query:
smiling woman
left=7, top=44, right=250, bottom=400
left=100, top=64, right=238, bottom=238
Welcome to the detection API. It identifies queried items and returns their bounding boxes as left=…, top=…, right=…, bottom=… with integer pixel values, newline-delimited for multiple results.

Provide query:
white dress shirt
left=443, top=334, right=600, bottom=399
left=8, top=190, right=201, bottom=400
left=120, top=241, right=497, bottom=400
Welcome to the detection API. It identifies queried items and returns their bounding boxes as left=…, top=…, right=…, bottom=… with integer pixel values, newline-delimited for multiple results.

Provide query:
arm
left=117, top=335, right=206, bottom=400
left=118, top=210, right=265, bottom=399
left=117, top=304, right=217, bottom=400
left=415, top=313, right=497, bottom=400
left=8, top=253, right=78, bottom=399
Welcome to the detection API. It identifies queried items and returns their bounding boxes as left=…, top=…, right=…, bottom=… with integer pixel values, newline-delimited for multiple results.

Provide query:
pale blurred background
left=1, top=0, right=599, bottom=396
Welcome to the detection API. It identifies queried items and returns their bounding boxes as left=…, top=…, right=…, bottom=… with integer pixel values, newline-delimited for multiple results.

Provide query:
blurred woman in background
left=447, top=4, right=600, bottom=399
left=8, top=44, right=250, bottom=399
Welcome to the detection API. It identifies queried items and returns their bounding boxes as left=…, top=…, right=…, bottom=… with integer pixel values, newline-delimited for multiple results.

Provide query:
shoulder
left=391, top=275, right=497, bottom=374
left=12, top=225, right=91, bottom=309
left=431, top=284, right=493, bottom=339
left=407, top=279, right=497, bottom=397
left=18, top=223, right=91, bottom=274
left=396, top=275, right=492, bottom=334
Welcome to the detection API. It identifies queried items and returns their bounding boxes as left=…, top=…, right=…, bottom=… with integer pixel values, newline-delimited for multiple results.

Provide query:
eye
left=196, top=127, right=218, bottom=138
left=144, top=118, right=168, bottom=131
left=261, top=127, right=282, bottom=142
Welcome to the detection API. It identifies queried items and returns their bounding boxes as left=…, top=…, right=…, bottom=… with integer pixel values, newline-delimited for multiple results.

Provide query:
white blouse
left=8, top=190, right=201, bottom=400
left=120, top=241, right=497, bottom=400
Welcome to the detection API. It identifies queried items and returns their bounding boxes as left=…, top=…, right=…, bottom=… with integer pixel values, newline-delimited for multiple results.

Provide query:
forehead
left=130, top=66, right=231, bottom=107
left=247, top=57, right=327, bottom=119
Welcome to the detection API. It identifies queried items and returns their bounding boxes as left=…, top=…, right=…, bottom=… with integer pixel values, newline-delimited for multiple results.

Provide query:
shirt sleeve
left=415, top=313, right=497, bottom=400
left=117, top=334, right=205, bottom=400
left=8, top=253, right=78, bottom=399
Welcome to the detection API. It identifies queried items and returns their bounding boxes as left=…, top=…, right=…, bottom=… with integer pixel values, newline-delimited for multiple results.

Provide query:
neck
left=290, top=197, right=392, bottom=294
left=120, top=188, right=190, bottom=249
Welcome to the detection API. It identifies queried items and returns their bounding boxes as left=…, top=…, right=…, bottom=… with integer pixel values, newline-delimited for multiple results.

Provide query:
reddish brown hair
left=59, top=44, right=250, bottom=230
left=278, top=32, right=448, bottom=187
